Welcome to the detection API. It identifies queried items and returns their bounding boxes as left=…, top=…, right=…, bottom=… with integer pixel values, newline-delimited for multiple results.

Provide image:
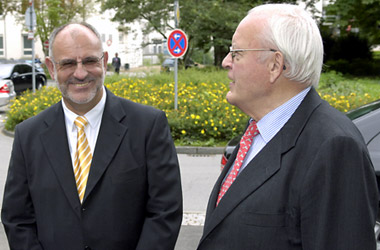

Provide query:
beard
left=54, top=67, right=105, bottom=105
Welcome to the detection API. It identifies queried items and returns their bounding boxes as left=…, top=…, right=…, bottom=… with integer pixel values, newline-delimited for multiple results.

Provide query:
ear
left=44, top=57, right=56, bottom=80
left=103, top=51, right=109, bottom=71
left=268, top=51, right=285, bottom=83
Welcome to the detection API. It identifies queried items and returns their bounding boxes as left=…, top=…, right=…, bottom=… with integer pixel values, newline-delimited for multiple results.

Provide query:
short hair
left=248, top=4, right=323, bottom=88
left=48, top=22, right=103, bottom=60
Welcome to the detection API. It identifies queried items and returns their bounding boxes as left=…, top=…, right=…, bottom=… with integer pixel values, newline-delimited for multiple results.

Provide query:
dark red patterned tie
left=216, top=121, right=259, bottom=206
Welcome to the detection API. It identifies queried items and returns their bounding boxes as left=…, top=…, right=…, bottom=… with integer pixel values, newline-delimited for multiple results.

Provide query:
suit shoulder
left=309, top=100, right=364, bottom=141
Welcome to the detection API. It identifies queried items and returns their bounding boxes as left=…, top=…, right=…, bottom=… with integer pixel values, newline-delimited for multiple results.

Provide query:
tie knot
left=74, top=116, right=88, bottom=130
left=243, top=121, right=259, bottom=139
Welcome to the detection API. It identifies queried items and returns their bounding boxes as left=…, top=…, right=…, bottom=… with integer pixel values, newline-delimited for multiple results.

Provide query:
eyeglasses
left=229, top=46, right=277, bottom=61
left=229, top=46, right=286, bottom=70
left=53, top=53, right=104, bottom=71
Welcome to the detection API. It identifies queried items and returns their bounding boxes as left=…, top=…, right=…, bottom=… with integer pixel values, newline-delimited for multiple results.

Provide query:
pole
left=174, top=0, right=179, bottom=110
left=29, top=0, right=36, bottom=93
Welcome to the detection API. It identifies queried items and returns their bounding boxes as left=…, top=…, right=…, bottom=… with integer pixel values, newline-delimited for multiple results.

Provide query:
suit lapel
left=83, top=89, right=128, bottom=203
left=41, top=102, right=82, bottom=217
left=200, top=88, right=323, bottom=242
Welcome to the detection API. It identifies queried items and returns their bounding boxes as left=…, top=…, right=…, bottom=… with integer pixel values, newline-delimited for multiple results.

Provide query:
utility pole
left=174, top=0, right=179, bottom=110
left=25, top=0, right=36, bottom=93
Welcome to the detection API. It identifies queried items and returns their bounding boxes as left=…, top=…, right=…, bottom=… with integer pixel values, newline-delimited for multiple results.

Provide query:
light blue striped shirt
left=238, top=87, right=311, bottom=174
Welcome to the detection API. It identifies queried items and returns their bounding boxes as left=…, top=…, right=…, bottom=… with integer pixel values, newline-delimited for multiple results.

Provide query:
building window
left=108, top=34, right=112, bottom=42
left=101, top=34, right=106, bottom=42
left=23, top=35, right=32, bottom=55
left=0, top=35, right=3, bottom=56
left=119, top=33, right=123, bottom=44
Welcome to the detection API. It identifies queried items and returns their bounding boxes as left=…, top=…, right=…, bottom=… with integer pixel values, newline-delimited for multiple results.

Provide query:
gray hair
left=248, top=4, right=323, bottom=88
left=48, top=22, right=103, bottom=60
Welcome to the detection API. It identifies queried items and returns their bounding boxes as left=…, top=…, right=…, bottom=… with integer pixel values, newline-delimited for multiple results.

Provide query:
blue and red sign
left=167, top=29, right=188, bottom=58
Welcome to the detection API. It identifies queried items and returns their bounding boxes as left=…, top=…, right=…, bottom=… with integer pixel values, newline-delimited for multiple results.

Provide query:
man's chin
left=226, top=92, right=235, bottom=105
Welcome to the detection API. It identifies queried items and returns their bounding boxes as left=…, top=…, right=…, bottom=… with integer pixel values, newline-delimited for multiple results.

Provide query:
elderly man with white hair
left=197, top=4, right=378, bottom=250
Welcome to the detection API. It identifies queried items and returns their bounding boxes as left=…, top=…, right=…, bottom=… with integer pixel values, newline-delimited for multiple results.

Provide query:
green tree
left=324, top=0, right=380, bottom=45
left=10, top=0, right=96, bottom=57
left=0, top=0, right=19, bottom=16
left=102, top=0, right=316, bottom=66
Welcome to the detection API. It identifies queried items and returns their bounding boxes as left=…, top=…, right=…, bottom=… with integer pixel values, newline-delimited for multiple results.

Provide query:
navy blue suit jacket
left=2, top=88, right=183, bottom=250
left=198, top=88, right=378, bottom=250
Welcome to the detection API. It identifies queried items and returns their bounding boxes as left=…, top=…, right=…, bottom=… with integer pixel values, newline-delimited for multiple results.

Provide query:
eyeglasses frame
left=229, top=46, right=286, bottom=70
left=52, top=52, right=105, bottom=71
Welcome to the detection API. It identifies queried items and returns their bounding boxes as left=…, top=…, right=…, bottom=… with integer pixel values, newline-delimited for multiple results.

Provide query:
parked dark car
left=161, top=58, right=175, bottom=72
left=160, top=58, right=199, bottom=72
left=220, top=99, right=380, bottom=243
left=0, top=63, right=47, bottom=95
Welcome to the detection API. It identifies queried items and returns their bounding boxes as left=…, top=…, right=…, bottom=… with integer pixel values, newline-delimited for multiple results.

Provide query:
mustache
left=66, top=76, right=97, bottom=85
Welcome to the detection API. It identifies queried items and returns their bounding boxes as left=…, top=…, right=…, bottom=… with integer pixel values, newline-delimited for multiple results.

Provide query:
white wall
left=0, top=14, right=44, bottom=61
left=86, top=10, right=144, bottom=69
left=0, top=9, right=144, bottom=69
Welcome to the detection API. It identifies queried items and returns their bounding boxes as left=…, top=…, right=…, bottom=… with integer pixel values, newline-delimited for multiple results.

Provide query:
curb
left=175, top=146, right=224, bottom=155
left=2, top=127, right=14, bottom=138
left=2, top=128, right=224, bottom=155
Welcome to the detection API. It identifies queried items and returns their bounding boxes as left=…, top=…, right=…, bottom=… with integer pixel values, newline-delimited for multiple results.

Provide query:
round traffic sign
left=167, top=29, right=188, bottom=58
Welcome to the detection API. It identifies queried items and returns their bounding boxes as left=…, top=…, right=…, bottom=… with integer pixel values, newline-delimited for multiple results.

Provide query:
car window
left=12, top=65, right=22, bottom=74
left=19, top=64, right=32, bottom=74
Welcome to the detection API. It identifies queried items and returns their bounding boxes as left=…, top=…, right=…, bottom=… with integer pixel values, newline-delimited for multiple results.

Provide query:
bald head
left=49, top=22, right=103, bottom=60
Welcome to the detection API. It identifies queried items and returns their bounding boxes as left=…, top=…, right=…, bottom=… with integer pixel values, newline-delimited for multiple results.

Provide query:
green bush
left=4, top=69, right=380, bottom=145
left=324, top=59, right=380, bottom=76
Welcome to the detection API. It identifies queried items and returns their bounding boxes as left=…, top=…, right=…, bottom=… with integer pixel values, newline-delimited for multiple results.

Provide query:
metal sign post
left=167, top=29, right=188, bottom=110
left=174, top=0, right=179, bottom=110
left=25, top=0, right=36, bottom=93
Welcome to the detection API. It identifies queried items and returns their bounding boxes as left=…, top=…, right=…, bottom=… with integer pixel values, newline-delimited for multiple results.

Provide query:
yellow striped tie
left=74, top=116, right=92, bottom=203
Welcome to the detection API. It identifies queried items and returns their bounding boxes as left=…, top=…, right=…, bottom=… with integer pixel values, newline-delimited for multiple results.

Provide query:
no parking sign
left=167, top=29, right=188, bottom=58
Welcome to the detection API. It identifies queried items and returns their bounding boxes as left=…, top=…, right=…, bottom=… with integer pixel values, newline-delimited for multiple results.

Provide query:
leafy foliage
left=102, top=0, right=315, bottom=67
left=324, top=0, right=380, bottom=45
left=5, top=0, right=96, bottom=57
left=5, top=70, right=380, bottom=145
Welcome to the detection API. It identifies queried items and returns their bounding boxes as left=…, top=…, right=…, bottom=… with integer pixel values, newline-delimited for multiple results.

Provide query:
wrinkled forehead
left=53, top=25, right=102, bottom=58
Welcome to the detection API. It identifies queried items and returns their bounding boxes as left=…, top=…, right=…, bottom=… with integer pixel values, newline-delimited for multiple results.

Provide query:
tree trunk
left=214, top=44, right=228, bottom=67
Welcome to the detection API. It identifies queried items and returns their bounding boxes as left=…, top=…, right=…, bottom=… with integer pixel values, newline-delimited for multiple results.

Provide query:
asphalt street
left=0, top=105, right=222, bottom=250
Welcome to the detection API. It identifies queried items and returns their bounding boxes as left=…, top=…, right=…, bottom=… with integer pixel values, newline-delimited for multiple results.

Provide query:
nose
left=222, top=53, right=232, bottom=69
left=72, top=61, right=88, bottom=79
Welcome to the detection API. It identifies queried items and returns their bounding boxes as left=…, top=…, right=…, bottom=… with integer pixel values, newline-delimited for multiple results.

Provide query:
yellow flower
left=181, top=130, right=186, bottom=135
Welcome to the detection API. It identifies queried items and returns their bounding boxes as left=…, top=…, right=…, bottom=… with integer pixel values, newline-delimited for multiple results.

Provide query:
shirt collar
left=256, top=87, right=310, bottom=143
left=62, top=86, right=107, bottom=131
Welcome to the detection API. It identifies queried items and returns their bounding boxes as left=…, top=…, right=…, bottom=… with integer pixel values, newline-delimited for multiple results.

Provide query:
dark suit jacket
left=2, top=88, right=183, bottom=250
left=198, top=88, right=379, bottom=250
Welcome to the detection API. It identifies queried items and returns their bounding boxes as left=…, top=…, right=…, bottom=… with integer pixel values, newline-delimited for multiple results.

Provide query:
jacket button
left=84, top=246, right=91, bottom=250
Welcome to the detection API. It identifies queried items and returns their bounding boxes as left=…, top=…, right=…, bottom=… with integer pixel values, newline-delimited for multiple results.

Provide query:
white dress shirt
left=62, top=86, right=107, bottom=169
left=238, top=87, right=311, bottom=174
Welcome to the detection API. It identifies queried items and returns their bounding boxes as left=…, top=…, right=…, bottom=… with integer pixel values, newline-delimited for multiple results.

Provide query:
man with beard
left=1, top=22, right=182, bottom=250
